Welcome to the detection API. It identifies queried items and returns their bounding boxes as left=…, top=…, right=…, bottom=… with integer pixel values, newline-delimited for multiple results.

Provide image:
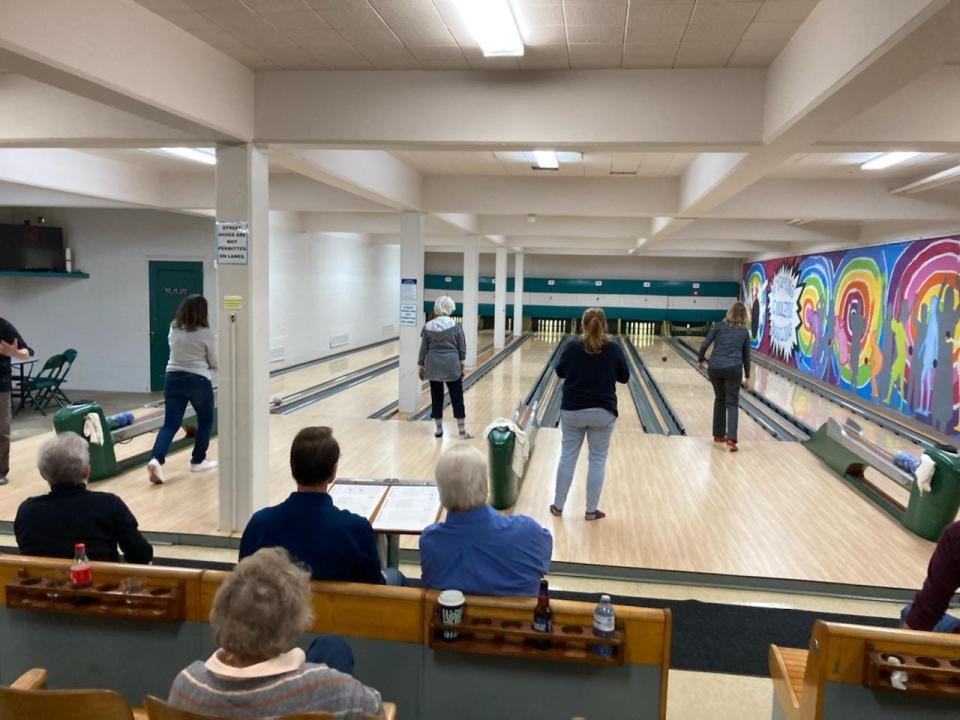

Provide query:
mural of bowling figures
left=743, top=233, right=960, bottom=440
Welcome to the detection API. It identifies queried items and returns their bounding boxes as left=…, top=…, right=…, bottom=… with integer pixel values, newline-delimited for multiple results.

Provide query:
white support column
left=215, top=143, right=270, bottom=532
left=493, top=247, right=507, bottom=349
left=462, top=235, right=480, bottom=368
left=398, top=211, right=425, bottom=415
left=512, top=253, right=524, bottom=337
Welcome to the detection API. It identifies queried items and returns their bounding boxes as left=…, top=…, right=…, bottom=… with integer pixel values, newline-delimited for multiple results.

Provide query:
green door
left=148, top=261, right=204, bottom=391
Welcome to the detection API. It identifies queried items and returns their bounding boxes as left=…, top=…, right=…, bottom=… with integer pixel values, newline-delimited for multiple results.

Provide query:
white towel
left=83, top=413, right=105, bottom=446
left=915, top=454, right=936, bottom=494
left=483, top=418, right=529, bottom=479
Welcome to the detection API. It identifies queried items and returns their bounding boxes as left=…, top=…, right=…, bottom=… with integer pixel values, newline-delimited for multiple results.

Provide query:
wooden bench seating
left=0, top=555, right=672, bottom=720
left=770, top=620, right=960, bottom=719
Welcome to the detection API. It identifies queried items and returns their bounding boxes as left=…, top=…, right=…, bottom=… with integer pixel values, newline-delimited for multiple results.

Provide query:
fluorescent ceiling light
left=861, top=152, right=919, bottom=170
left=636, top=237, right=647, bottom=248
left=533, top=150, right=559, bottom=170
left=891, top=163, right=960, bottom=194
left=454, top=0, right=524, bottom=57
left=150, top=147, right=217, bottom=165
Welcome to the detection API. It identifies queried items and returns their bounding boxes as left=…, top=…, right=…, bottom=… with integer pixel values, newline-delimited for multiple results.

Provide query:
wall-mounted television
left=0, top=224, right=65, bottom=272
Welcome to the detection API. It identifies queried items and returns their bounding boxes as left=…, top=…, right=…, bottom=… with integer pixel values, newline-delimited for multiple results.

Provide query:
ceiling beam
left=0, top=0, right=253, bottom=141
left=424, top=176, right=678, bottom=217
left=255, top=69, right=764, bottom=150
left=650, top=0, right=960, bottom=244
left=270, top=148, right=422, bottom=210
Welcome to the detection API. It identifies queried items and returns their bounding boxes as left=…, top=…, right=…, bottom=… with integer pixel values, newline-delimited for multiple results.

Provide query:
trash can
left=903, top=444, right=960, bottom=541
left=488, top=426, right=519, bottom=510
left=52, top=403, right=120, bottom=481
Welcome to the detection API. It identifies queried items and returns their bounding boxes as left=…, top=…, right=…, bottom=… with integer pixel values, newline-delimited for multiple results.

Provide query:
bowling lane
left=268, top=340, right=398, bottom=399
left=679, top=337, right=919, bottom=455
left=632, top=336, right=774, bottom=442
left=459, top=334, right=564, bottom=427
left=613, top=381, right=645, bottom=434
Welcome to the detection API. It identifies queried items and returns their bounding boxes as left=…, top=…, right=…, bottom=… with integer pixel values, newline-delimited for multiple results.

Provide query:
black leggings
left=430, top=379, right=465, bottom=420
left=708, top=367, right=742, bottom=442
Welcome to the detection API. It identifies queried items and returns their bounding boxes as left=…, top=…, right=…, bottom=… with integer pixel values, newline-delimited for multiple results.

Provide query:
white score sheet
left=372, top=485, right=441, bottom=533
left=328, top=484, right=388, bottom=521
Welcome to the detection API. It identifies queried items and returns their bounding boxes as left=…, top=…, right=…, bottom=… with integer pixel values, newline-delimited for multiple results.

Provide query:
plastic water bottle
left=592, top=594, right=615, bottom=657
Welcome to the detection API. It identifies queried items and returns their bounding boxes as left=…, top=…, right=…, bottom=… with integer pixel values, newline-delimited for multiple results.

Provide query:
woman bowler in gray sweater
left=698, top=302, right=753, bottom=452
left=147, top=294, right=218, bottom=484
left=418, top=295, right=471, bottom=439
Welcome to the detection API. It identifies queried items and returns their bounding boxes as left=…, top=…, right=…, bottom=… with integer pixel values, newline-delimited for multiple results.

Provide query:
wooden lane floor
left=633, top=337, right=774, bottom=442
left=3, top=412, right=936, bottom=589
left=514, top=427, right=933, bottom=590
left=268, top=340, right=399, bottom=400
left=457, top=335, right=561, bottom=427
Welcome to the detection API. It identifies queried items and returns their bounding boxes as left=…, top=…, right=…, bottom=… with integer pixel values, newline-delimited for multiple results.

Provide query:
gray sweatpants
left=553, top=407, right=616, bottom=512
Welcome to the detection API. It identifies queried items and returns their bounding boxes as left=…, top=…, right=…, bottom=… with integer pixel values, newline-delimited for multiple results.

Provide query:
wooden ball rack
left=863, top=644, right=960, bottom=699
left=428, top=607, right=625, bottom=666
left=5, top=574, right=185, bottom=622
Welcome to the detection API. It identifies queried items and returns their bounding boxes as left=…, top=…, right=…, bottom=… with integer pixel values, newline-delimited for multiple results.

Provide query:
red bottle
left=70, top=543, right=92, bottom=588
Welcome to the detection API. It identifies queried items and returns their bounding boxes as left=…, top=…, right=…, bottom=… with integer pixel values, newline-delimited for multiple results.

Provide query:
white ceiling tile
left=513, top=3, right=565, bottom=27
left=520, top=25, right=567, bottom=45
left=369, top=0, right=455, bottom=45
left=625, top=22, right=686, bottom=45
left=689, top=1, right=760, bottom=26
left=243, top=0, right=310, bottom=11
left=566, top=25, right=624, bottom=43
left=212, top=44, right=268, bottom=66
left=408, top=44, right=467, bottom=65
left=626, top=2, right=693, bottom=27
left=562, top=1, right=628, bottom=23
left=518, top=44, right=570, bottom=69
left=622, top=43, right=676, bottom=68
left=727, top=38, right=783, bottom=66
left=739, top=20, right=801, bottom=43
left=258, top=9, right=332, bottom=30
left=186, top=25, right=244, bottom=46
left=306, top=0, right=384, bottom=28
left=568, top=42, right=622, bottom=69
left=136, top=0, right=193, bottom=13
left=181, top=0, right=246, bottom=12
left=153, top=10, right=220, bottom=30
left=754, top=0, right=819, bottom=24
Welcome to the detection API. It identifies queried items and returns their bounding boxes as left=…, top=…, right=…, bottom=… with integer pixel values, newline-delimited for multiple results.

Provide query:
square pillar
left=399, top=211, right=424, bottom=415
left=463, top=235, right=480, bottom=368
left=513, top=253, right=525, bottom=337
left=215, top=143, right=270, bottom=532
left=493, top=247, right=507, bottom=349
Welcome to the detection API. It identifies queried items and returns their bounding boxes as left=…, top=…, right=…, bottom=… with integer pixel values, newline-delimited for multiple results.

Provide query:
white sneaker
left=147, top=459, right=164, bottom=485
left=190, top=459, right=219, bottom=473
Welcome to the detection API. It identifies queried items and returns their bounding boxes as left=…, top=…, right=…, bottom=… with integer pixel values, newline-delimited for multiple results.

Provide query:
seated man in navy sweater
left=420, top=445, right=552, bottom=596
left=239, top=426, right=387, bottom=585
left=16, top=432, right=153, bottom=564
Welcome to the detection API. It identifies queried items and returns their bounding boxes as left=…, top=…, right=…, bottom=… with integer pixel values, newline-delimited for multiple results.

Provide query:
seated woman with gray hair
left=14, top=432, right=152, bottom=563
left=418, top=294, right=471, bottom=439
left=169, top=547, right=384, bottom=719
left=419, top=445, right=552, bottom=596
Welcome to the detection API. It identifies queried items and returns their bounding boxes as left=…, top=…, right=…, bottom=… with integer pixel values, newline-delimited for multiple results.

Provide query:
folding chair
left=22, top=353, right=64, bottom=416
left=45, top=348, right=78, bottom=408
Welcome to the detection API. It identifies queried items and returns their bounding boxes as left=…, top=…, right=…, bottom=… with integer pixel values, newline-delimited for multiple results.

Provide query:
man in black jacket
left=15, top=432, right=153, bottom=564
left=0, top=316, right=32, bottom=485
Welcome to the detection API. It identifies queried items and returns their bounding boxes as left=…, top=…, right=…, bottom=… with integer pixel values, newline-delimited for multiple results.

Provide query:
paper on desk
left=372, top=485, right=441, bottom=533
left=329, top=484, right=388, bottom=521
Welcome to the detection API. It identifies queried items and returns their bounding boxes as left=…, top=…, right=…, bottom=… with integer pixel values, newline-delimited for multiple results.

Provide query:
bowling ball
left=661, top=356, right=667, bottom=362
left=182, top=424, right=197, bottom=438
left=271, top=396, right=282, bottom=406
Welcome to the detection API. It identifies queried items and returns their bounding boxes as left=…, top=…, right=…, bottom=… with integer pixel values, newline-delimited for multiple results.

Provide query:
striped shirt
left=169, top=649, right=383, bottom=719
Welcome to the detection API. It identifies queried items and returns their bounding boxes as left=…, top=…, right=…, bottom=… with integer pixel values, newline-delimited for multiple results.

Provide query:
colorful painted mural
left=743, top=234, right=960, bottom=439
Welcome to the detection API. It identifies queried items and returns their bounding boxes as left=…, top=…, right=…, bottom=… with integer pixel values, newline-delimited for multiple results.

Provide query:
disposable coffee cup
left=438, top=589, right=465, bottom=642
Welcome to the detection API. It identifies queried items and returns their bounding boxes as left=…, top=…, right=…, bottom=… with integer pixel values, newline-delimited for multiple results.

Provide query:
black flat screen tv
left=0, top=224, right=66, bottom=272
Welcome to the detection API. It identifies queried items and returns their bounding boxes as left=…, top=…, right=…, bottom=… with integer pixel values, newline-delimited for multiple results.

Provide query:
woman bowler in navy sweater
left=550, top=307, right=630, bottom=521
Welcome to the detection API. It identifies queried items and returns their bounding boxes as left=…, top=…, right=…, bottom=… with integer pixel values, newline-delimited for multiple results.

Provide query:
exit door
left=148, top=261, right=204, bottom=391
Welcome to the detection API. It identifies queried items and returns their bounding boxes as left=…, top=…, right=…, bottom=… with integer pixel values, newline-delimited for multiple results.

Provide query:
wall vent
left=382, top=324, right=395, bottom=336
left=330, top=333, right=349, bottom=348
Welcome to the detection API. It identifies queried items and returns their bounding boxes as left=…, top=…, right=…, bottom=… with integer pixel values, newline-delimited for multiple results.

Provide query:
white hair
left=434, top=295, right=456, bottom=317
left=435, top=445, right=489, bottom=512
left=37, top=432, right=90, bottom=487
left=211, top=547, right=314, bottom=661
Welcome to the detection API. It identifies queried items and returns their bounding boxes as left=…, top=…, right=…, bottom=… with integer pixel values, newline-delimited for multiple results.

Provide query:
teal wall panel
left=426, top=274, right=739, bottom=297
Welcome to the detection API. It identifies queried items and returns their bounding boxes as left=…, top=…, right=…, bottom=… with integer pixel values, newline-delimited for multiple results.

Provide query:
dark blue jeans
left=708, top=366, right=742, bottom=441
left=151, top=371, right=214, bottom=465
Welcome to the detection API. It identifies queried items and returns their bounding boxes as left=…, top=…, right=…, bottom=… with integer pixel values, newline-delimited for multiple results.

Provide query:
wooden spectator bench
left=770, top=620, right=960, bottom=719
